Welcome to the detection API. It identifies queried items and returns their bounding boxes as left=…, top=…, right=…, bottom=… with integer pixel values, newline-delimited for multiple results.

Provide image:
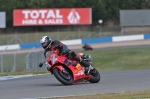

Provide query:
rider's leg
left=68, top=51, right=90, bottom=67
left=69, top=51, right=95, bottom=72
left=68, top=51, right=95, bottom=72
left=74, top=56, right=90, bottom=67
left=74, top=56, right=96, bottom=73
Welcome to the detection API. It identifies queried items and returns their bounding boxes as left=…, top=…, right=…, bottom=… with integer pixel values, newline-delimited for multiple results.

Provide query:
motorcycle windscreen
left=45, top=51, right=53, bottom=59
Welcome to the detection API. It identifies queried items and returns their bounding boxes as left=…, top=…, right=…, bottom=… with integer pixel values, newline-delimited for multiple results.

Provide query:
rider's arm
left=53, top=40, right=70, bottom=55
left=44, top=49, right=47, bottom=58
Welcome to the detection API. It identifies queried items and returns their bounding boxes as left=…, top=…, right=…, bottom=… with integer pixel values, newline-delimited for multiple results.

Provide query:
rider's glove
left=39, top=62, right=43, bottom=67
left=61, top=50, right=67, bottom=55
left=81, top=55, right=86, bottom=59
left=70, top=51, right=76, bottom=57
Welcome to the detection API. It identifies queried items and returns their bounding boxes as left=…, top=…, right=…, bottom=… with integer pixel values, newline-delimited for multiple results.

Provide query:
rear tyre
left=88, top=69, right=100, bottom=83
left=53, top=68, right=74, bottom=85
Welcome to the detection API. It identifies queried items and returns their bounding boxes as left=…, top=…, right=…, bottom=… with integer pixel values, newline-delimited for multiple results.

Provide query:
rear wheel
left=88, top=69, right=100, bottom=83
left=53, top=68, right=74, bottom=85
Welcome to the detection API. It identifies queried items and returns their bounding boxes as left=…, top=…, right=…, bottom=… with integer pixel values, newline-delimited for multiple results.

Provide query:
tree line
left=0, top=0, right=150, bottom=27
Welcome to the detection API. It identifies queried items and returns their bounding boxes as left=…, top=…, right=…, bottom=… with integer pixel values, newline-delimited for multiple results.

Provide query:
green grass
left=0, top=31, right=97, bottom=45
left=0, top=54, right=27, bottom=72
left=0, top=31, right=122, bottom=45
left=42, top=90, right=150, bottom=99
left=2, top=30, right=150, bottom=45
left=81, top=48, right=150, bottom=71
left=0, top=71, right=47, bottom=76
left=1, top=47, right=150, bottom=76
left=1, top=47, right=150, bottom=98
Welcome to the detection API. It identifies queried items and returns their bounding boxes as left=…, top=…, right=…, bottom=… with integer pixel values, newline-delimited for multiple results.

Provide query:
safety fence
left=1, top=33, right=150, bottom=51
left=0, top=48, right=46, bottom=73
left=1, top=33, right=150, bottom=72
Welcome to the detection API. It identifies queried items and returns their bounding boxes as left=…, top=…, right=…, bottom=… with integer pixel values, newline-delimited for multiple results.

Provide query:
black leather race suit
left=44, top=40, right=90, bottom=67
left=44, top=40, right=69, bottom=57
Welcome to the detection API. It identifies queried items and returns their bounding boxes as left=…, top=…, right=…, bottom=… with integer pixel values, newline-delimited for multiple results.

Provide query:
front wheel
left=53, top=68, right=74, bottom=85
left=88, top=69, right=100, bottom=83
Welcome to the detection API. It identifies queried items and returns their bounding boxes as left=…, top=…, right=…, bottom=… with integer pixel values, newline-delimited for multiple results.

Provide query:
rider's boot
left=74, top=55, right=95, bottom=73
left=84, top=55, right=96, bottom=73
left=69, top=51, right=95, bottom=73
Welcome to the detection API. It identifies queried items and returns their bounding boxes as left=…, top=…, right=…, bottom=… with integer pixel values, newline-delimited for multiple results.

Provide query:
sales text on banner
left=13, top=8, right=92, bottom=26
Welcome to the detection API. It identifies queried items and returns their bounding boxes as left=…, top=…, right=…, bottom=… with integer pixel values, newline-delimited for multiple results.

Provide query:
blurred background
left=1, top=0, right=150, bottom=73
left=1, top=0, right=150, bottom=45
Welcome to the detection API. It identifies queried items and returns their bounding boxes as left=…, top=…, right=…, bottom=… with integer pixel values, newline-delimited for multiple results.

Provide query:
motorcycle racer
left=39, top=35, right=95, bottom=73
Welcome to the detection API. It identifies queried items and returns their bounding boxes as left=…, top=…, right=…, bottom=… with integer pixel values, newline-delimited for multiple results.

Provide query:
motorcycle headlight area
left=45, top=62, right=51, bottom=69
left=50, top=54, right=57, bottom=64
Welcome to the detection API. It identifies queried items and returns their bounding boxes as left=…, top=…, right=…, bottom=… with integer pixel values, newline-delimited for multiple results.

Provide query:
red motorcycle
left=82, top=44, right=93, bottom=51
left=44, top=51, right=100, bottom=85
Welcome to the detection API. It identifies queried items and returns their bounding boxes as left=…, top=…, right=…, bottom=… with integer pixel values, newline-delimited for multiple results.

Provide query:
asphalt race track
left=1, top=40, right=150, bottom=99
left=0, top=70, right=150, bottom=99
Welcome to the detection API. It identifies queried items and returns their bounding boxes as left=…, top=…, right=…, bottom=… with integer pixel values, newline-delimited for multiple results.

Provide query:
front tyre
left=53, top=68, right=74, bottom=85
left=88, top=69, right=100, bottom=83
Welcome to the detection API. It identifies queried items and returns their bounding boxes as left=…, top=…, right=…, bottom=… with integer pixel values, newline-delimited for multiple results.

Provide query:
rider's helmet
left=40, top=36, right=52, bottom=49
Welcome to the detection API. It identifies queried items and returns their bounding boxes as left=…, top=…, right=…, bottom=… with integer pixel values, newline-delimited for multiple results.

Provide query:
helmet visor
left=42, top=42, right=47, bottom=48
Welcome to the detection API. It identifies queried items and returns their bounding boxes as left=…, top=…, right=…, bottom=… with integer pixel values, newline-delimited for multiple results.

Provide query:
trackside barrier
left=26, top=48, right=45, bottom=72
left=0, top=34, right=150, bottom=72
left=0, top=47, right=8, bottom=73
left=0, top=44, right=20, bottom=51
left=0, top=34, right=150, bottom=51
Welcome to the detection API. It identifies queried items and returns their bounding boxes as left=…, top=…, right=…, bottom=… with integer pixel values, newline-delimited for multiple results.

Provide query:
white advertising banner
left=0, top=12, right=6, bottom=28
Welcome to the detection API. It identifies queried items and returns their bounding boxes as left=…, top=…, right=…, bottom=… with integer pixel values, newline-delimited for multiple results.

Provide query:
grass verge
left=82, top=47, right=150, bottom=71
left=1, top=47, right=150, bottom=76
left=1, top=47, right=150, bottom=99
left=43, top=90, right=150, bottom=99
left=0, top=71, right=48, bottom=76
